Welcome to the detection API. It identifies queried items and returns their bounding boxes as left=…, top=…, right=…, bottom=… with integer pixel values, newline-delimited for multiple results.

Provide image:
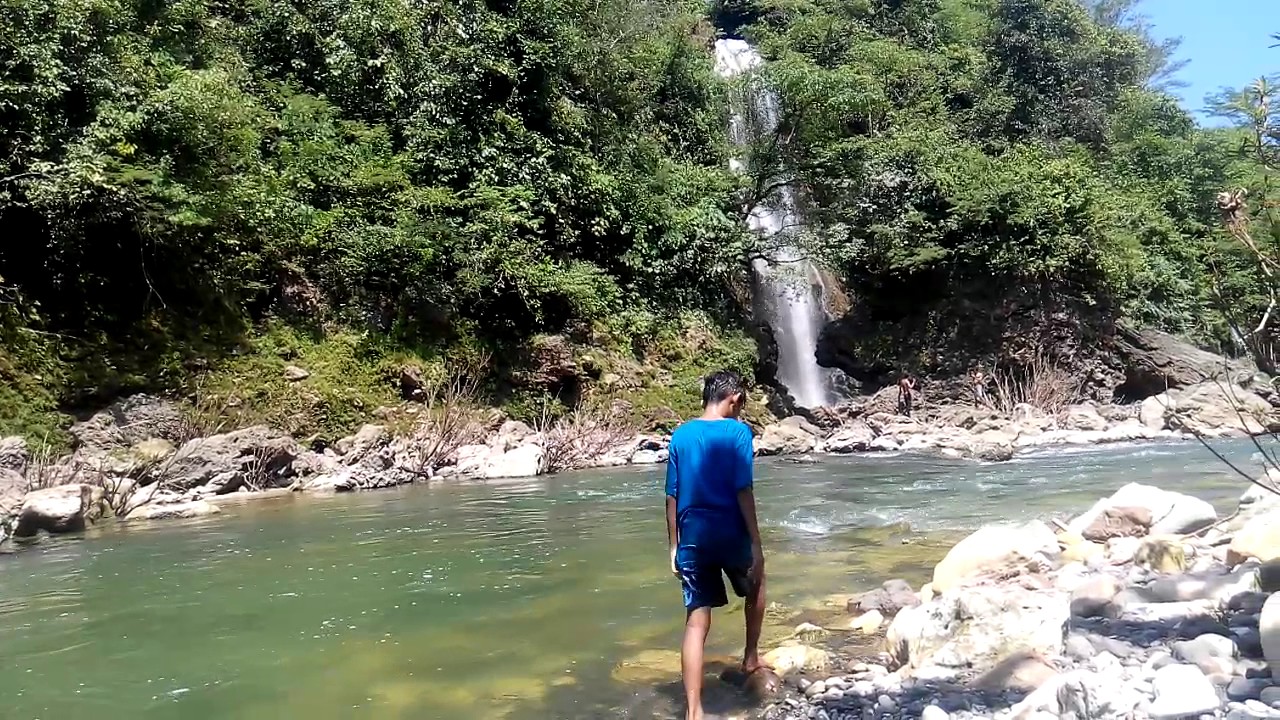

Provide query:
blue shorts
left=676, top=544, right=755, bottom=611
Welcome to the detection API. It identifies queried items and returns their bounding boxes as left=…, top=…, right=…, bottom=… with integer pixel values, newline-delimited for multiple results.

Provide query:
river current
left=0, top=440, right=1261, bottom=719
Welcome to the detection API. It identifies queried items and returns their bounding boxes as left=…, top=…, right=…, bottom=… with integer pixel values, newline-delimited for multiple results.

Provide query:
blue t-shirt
left=665, top=418, right=754, bottom=559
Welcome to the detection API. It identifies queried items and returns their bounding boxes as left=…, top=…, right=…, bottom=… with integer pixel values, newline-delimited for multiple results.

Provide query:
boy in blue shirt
left=665, top=371, right=766, bottom=720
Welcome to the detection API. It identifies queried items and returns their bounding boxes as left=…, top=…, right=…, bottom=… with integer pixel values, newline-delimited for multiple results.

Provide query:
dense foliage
left=735, top=0, right=1237, bottom=343
left=0, top=0, right=754, bottom=438
left=0, top=0, right=1275, bottom=438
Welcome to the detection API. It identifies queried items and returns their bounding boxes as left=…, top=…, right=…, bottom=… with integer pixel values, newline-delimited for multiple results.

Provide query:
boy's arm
left=733, top=428, right=763, bottom=576
left=665, top=446, right=679, bottom=575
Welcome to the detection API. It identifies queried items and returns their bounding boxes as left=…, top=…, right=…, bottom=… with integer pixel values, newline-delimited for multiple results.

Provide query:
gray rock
left=282, top=364, right=310, bottom=381
left=1070, top=575, right=1122, bottom=618
left=1261, top=593, right=1280, bottom=675
left=1046, top=669, right=1144, bottom=719
left=1135, top=566, right=1260, bottom=605
left=125, top=500, right=221, bottom=521
left=70, top=394, right=189, bottom=451
left=13, top=484, right=108, bottom=537
left=491, top=420, right=536, bottom=452
left=822, top=423, right=875, bottom=453
left=1247, top=700, right=1276, bottom=714
left=921, top=706, right=949, bottom=720
left=483, top=443, right=545, bottom=478
left=869, top=436, right=900, bottom=452
left=1149, top=663, right=1223, bottom=719
left=1166, top=382, right=1276, bottom=438
left=1068, top=482, right=1218, bottom=538
left=1064, top=404, right=1110, bottom=432
left=755, top=418, right=820, bottom=456
left=1123, top=599, right=1218, bottom=624
left=336, top=423, right=391, bottom=459
left=0, top=436, right=29, bottom=474
left=1235, top=627, right=1265, bottom=659
left=159, top=426, right=302, bottom=490
left=629, top=448, right=668, bottom=465
left=850, top=578, right=921, bottom=617
left=300, top=464, right=415, bottom=492
left=1260, top=686, right=1280, bottom=706
left=0, top=468, right=27, bottom=516
left=1079, top=632, right=1142, bottom=659
left=1112, top=326, right=1258, bottom=398
left=1228, top=677, right=1271, bottom=702
left=1173, top=633, right=1239, bottom=676
left=849, top=680, right=875, bottom=697
left=1064, top=633, right=1095, bottom=662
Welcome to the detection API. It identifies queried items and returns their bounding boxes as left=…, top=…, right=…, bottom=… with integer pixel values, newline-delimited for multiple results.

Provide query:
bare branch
left=536, top=406, right=637, bottom=474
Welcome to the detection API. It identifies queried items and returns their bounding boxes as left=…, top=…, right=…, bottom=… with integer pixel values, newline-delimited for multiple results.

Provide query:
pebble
left=850, top=680, right=875, bottom=697
left=1064, top=633, right=1094, bottom=661
left=920, top=705, right=949, bottom=720
left=1229, top=677, right=1272, bottom=702
left=1173, top=634, right=1239, bottom=676
left=1245, top=699, right=1275, bottom=715
left=1262, top=686, right=1280, bottom=706
left=1138, top=664, right=1222, bottom=719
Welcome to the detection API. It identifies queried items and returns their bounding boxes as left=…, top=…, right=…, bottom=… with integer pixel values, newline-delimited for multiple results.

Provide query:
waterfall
left=715, top=38, right=834, bottom=409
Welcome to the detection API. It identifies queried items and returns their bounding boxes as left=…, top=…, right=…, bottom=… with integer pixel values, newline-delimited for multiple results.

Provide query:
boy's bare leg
left=743, top=570, right=766, bottom=673
left=683, top=607, right=712, bottom=720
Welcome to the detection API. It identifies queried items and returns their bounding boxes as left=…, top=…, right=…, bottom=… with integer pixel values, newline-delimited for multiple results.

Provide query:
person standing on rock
left=971, top=368, right=989, bottom=407
left=665, top=370, right=768, bottom=720
left=897, top=373, right=916, bottom=417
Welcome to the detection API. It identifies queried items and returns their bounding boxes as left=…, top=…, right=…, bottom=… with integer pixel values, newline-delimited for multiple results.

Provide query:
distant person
left=897, top=374, right=915, bottom=417
left=665, top=370, right=768, bottom=720
left=971, top=369, right=989, bottom=407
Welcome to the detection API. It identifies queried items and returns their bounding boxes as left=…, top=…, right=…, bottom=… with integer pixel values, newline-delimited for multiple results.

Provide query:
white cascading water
left=715, top=38, right=833, bottom=408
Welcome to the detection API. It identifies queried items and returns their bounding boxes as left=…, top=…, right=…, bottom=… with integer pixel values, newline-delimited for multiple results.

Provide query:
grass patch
left=194, top=324, right=435, bottom=442
left=0, top=309, right=768, bottom=448
left=610, top=312, right=765, bottom=426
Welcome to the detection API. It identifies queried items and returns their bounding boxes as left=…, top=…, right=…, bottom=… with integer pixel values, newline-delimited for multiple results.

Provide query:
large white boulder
left=13, top=484, right=108, bottom=537
left=931, top=521, right=1059, bottom=593
left=1165, top=382, right=1276, bottom=437
left=1067, top=482, right=1217, bottom=537
left=885, top=585, right=1069, bottom=675
left=483, top=444, right=544, bottom=478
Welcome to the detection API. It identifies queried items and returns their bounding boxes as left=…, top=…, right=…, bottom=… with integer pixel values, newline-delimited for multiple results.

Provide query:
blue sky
left=1145, top=0, right=1277, bottom=124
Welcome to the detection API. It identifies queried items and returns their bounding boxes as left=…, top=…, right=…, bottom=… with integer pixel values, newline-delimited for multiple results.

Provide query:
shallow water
left=0, top=439, right=1263, bottom=719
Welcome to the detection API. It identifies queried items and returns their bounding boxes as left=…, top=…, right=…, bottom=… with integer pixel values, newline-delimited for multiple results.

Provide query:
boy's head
left=702, top=370, right=747, bottom=418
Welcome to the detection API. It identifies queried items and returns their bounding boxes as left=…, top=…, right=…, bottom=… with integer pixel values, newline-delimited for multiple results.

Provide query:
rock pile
left=0, top=399, right=678, bottom=540
left=752, top=378, right=1280, bottom=464
left=3, top=374, right=1277, bottom=541
left=757, top=480, right=1280, bottom=720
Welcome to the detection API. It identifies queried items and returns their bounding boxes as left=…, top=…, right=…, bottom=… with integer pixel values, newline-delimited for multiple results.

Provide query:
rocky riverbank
left=740, top=475, right=1280, bottom=720
left=2, top=375, right=1278, bottom=544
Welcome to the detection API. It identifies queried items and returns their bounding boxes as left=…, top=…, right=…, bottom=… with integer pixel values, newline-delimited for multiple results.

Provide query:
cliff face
left=815, top=285, right=1123, bottom=402
left=815, top=284, right=1266, bottom=406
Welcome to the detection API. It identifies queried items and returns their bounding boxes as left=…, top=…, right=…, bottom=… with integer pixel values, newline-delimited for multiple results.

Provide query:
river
left=0, top=439, right=1262, bottom=719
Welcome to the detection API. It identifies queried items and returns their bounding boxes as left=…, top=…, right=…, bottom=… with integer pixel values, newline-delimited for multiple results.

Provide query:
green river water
left=0, top=440, right=1260, bottom=719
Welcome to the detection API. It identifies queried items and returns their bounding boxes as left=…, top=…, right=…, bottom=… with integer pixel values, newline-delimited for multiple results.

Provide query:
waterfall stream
left=714, top=38, right=833, bottom=408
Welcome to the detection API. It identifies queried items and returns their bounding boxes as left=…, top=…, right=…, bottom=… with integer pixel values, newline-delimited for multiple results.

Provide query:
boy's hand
left=670, top=546, right=679, bottom=577
left=749, top=542, right=764, bottom=583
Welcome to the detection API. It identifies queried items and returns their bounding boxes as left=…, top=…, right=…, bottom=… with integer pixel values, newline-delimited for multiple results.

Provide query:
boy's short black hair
left=703, top=370, right=747, bottom=407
